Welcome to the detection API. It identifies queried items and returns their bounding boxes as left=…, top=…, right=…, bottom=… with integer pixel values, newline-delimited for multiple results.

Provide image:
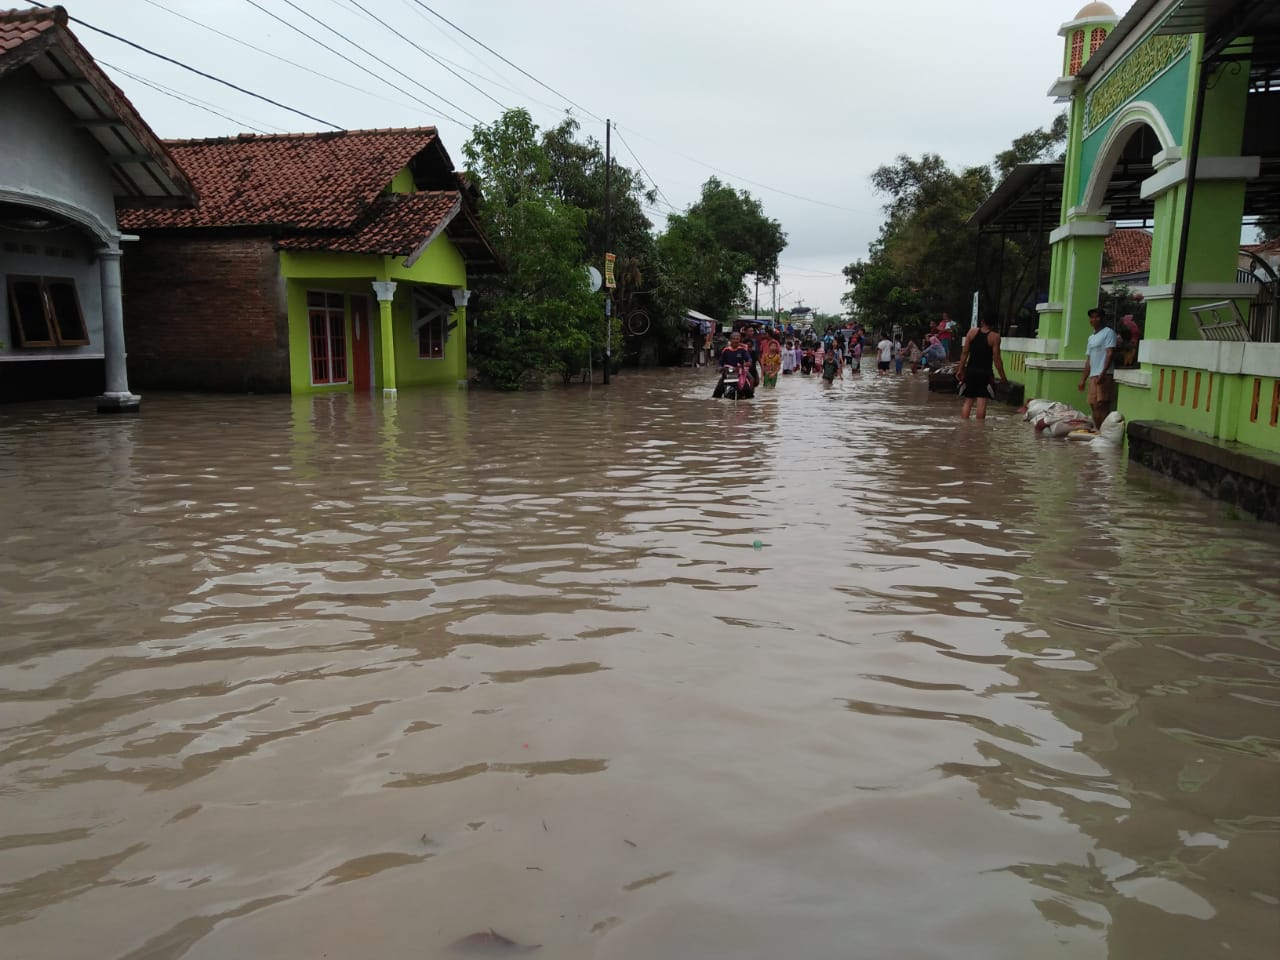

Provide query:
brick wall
left=122, top=233, right=290, bottom=392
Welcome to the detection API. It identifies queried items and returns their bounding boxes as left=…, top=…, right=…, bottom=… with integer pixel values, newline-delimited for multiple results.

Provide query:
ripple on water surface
left=1, top=373, right=1277, bottom=960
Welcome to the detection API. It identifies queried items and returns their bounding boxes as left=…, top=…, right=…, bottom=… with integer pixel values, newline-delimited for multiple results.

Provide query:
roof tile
left=277, top=191, right=460, bottom=257
left=1102, top=228, right=1151, bottom=277
left=118, top=128, right=440, bottom=230
left=0, top=7, right=59, bottom=58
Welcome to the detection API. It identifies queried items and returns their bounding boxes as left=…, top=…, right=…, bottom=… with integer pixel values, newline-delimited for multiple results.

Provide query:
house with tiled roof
left=118, top=128, right=497, bottom=395
left=0, top=5, right=195, bottom=409
left=1101, top=228, right=1152, bottom=285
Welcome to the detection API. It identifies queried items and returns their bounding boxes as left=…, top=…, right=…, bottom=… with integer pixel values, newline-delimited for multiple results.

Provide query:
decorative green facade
left=1001, top=1, right=1279, bottom=458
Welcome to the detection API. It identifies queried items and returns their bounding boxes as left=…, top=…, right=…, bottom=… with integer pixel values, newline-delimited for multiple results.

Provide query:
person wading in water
left=956, top=316, right=1007, bottom=419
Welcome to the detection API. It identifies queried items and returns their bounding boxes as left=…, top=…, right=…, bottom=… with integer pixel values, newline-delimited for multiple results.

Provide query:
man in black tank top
left=957, top=316, right=1007, bottom=419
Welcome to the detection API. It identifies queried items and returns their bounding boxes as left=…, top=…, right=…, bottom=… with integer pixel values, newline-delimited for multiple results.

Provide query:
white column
left=97, top=247, right=139, bottom=413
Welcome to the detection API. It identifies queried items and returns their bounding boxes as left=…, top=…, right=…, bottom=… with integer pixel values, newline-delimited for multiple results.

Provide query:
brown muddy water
left=1, top=368, right=1278, bottom=960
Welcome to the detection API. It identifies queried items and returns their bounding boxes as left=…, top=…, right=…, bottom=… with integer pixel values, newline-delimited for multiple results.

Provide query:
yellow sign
left=604, top=253, right=616, bottom=289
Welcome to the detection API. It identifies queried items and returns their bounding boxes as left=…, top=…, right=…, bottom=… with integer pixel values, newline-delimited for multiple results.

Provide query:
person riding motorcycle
left=712, top=329, right=758, bottom=399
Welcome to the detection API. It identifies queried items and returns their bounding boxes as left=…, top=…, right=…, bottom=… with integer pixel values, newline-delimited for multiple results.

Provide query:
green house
left=119, top=127, right=498, bottom=396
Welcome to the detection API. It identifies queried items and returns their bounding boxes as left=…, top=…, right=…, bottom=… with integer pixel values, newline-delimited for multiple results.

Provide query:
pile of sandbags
left=1020, top=400, right=1124, bottom=446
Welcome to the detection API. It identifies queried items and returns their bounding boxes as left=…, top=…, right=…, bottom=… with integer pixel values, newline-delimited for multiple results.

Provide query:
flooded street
left=2, top=368, right=1278, bottom=960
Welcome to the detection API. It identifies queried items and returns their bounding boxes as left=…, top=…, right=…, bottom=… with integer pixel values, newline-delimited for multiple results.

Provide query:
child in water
left=822, top=347, right=841, bottom=383
left=761, top=339, right=782, bottom=388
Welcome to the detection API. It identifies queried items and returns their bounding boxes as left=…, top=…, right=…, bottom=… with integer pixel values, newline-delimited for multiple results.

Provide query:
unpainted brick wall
left=122, top=233, right=290, bottom=392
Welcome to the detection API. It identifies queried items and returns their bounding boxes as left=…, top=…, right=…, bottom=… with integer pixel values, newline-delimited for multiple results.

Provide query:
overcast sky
left=58, top=0, right=1124, bottom=314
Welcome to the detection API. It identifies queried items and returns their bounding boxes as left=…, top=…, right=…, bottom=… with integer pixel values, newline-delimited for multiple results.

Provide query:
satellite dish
left=584, top=265, right=602, bottom=292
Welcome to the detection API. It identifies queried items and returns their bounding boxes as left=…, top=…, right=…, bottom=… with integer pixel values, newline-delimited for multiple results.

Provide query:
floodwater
left=1, top=368, right=1277, bottom=960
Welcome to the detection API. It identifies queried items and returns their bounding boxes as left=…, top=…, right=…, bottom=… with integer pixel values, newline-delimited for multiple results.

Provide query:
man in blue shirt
left=1078, top=308, right=1117, bottom=427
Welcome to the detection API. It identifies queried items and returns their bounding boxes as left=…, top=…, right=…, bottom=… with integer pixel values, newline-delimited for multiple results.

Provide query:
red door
left=350, top=295, right=372, bottom=392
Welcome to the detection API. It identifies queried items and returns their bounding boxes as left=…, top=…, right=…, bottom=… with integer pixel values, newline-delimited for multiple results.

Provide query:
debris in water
left=450, top=929, right=541, bottom=954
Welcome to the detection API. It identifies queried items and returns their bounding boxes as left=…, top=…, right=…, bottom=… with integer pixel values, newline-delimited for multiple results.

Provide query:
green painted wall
left=388, top=167, right=415, bottom=194
left=284, top=277, right=367, bottom=394
left=1234, top=377, right=1280, bottom=451
left=280, top=235, right=469, bottom=395
left=1078, top=55, right=1191, bottom=206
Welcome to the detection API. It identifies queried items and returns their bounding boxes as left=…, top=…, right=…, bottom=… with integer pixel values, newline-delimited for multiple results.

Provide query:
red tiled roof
left=1242, top=238, right=1280, bottom=255
left=118, top=128, right=441, bottom=231
left=0, top=6, right=58, bottom=61
left=277, top=191, right=460, bottom=257
left=1102, top=228, right=1151, bottom=277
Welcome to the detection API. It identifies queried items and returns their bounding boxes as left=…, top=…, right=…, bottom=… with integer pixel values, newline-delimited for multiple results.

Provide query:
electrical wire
left=99, top=58, right=283, bottom=134
left=613, top=124, right=679, bottom=214
left=778, top=262, right=846, bottom=277
left=615, top=123, right=868, bottom=215
left=407, top=0, right=602, bottom=123
left=63, top=13, right=341, bottom=129
left=396, top=3, right=867, bottom=215
left=239, top=0, right=467, bottom=127
left=138, top=0, right=428, bottom=116
left=267, top=0, right=482, bottom=124
left=343, top=0, right=507, bottom=112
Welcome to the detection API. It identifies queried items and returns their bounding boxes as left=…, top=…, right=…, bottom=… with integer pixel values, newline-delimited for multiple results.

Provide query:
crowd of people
left=708, top=308, right=1130, bottom=424
left=710, top=320, right=961, bottom=399
left=708, top=311, right=1027, bottom=421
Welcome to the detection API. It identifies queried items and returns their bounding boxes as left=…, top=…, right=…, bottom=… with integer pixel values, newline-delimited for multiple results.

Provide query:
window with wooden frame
left=307, top=290, right=347, bottom=384
left=414, top=288, right=450, bottom=360
left=1069, top=29, right=1085, bottom=74
left=417, top=314, right=446, bottom=359
left=7, top=275, right=89, bottom=347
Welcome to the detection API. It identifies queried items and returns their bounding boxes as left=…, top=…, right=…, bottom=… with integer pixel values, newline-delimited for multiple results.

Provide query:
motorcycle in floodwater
left=713, top=362, right=756, bottom=400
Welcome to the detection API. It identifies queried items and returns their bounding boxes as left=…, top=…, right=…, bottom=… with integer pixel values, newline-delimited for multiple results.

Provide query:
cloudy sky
left=56, top=0, right=1120, bottom=313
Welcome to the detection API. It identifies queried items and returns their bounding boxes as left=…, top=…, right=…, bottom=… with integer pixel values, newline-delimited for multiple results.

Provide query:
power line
left=99, top=58, right=282, bottom=134
left=407, top=0, right=602, bottom=123
left=393, top=4, right=870, bottom=215
left=138, top=0, right=427, bottom=117
left=267, top=0, right=482, bottom=125
left=613, top=124, right=679, bottom=214
left=238, top=0, right=467, bottom=127
left=615, top=122, right=867, bottom=215
left=344, top=0, right=507, bottom=112
left=64, top=13, right=341, bottom=129
left=779, top=262, right=846, bottom=277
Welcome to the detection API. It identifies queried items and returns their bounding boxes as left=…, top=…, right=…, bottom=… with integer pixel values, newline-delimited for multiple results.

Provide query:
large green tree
left=655, top=177, right=787, bottom=324
left=843, top=113, right=1067, bottom=338
left=463, top=110, right=605, bottom=388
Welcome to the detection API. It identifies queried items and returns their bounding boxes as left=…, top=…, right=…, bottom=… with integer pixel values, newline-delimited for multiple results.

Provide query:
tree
left=842, top=153, right=991, bottom=334
left=463, top=109, right=601, bottom=388
left=654, top=177, right=787, bottom=324
left=842, top=114, right=1068, bottom=338
left=540, top=117, right=674, bottom=363
left=993, top=111, right=1069, bottom=180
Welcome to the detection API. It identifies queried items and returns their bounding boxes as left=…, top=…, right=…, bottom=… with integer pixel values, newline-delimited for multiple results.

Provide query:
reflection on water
left=1, top=370, right=1277, bottom=960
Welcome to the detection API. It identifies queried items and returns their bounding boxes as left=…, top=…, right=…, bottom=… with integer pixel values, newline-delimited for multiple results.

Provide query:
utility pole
left=603, top=118, right=612, bottom=386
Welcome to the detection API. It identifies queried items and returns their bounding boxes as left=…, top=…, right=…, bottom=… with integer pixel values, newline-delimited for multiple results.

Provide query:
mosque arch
left=1079, top=101, right=1176, bottom=215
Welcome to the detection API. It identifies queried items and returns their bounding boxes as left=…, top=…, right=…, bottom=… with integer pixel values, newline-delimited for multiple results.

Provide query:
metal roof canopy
left=972, top=96, right=1280, bottom=233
